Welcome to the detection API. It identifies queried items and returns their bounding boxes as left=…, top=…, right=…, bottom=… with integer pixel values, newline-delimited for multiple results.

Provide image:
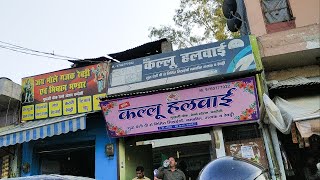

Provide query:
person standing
left=156, top=157, right=186, bottom=180
left=132, top=166, right=151, bottom=180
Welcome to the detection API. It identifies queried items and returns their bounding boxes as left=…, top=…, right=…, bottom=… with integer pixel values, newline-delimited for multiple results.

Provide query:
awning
left=295, top=118, right=320, bottom=138
left=263, top=93, right=320, bottom=134
left=0, top=114, right=86, bottom=148
left=268, top=76, right=320, bottom=90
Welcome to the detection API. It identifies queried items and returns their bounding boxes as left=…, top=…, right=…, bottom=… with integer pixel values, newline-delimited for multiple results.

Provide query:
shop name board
left=101, top=77, right=259, bottom=137
left=108, top=36, right=257, bottom=95
left=21, top=63, right=109, bottom=121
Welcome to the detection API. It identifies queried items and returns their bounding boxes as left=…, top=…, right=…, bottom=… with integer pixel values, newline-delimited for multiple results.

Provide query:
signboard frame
left=101, top=76, right=260, bottom=137
left=108, top=36, right=259, bottom=95
left=21, top=62, right=110, bottom=121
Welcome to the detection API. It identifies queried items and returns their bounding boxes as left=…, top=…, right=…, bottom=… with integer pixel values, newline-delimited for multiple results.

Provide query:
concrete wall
left=0, top=104, right=20, bottom=127
left=257, top=24, right=320, bottom=71
left=245, top=0, right=320, bottom=37
left=257, top=24, right=320, bottom=57
left=21, top=117, right=118, bottom=179
left=266, top=65, right=320, bottom=81
left=0, top=77, right=21, bottom=127
left=0, top=78, right=21, bottom=101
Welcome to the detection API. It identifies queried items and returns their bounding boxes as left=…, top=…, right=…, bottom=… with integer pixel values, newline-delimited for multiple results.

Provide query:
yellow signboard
left=78, top=96, right=92, bottom=113
left=21, top=62, right=109, bottom=121
left=93, top=94, right=106, bottom=111
left=35, top=103, right=48, bottom=119
left=22, top=105, right=34, bottom=121
left=63, top=98, right=77, bottom=115
left=49, top=101, right=62, bottom=117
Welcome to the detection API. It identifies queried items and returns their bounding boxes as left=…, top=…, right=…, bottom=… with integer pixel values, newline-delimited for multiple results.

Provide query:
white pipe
left=261, top=126, right=277, bottom=180
left=270, top=125, right=287, bottom=180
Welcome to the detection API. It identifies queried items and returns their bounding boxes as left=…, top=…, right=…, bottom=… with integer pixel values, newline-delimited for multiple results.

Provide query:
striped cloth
left=0, top=114, right=86, bottom=147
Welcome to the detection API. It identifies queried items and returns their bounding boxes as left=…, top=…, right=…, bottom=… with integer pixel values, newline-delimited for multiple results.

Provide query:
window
left=261, top=0, right=295, bottom=33
left=262, top=0, right=293, bottom=24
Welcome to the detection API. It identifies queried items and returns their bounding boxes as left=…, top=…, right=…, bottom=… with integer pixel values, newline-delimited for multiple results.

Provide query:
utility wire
left=0, top=40, right=120, bottom=63
left=0, top=45, right=106, bottom=63
left=0, top=45, right=75, bottom=61
left=0, top=40, right=80, bottom=60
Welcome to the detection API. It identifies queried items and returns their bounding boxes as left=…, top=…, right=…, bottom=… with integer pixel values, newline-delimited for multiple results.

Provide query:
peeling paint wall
left=257, top=24, right=320, bottom=57
left=266, top=65, right=320, bottom=81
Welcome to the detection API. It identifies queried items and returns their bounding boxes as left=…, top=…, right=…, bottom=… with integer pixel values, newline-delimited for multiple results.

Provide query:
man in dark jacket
left=156, top=157, right=186, bottom=180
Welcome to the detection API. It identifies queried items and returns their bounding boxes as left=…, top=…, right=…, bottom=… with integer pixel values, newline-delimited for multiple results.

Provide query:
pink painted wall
left=290, top=0, right=320, bottom=27
left=244, top=0, right=267, bottom=37
left=245, top=0, right=319, bottom=36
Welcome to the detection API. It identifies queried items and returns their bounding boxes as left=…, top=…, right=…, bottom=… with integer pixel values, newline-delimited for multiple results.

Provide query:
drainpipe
left=256, top=72, right=284, bottom=180
left=261, top=125, right=278, bottom=180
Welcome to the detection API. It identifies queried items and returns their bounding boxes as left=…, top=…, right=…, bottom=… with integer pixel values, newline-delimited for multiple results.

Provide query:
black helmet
left=198, top=156, right=269, bottom=180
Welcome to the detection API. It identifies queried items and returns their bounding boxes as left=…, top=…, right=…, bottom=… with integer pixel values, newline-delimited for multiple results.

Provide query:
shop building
left=0, top=64, right=117, bottom=180
left=242, top=0, right=320, bottom=179
left=100, top=35, right=272, bottom=180
left=0, top=77, right=22, bottom=178
left=0, top=39, right=173, bottom=180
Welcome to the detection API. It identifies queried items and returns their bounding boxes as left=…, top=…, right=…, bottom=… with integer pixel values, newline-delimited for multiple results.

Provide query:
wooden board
left=224, top=137, right=269, bottom=169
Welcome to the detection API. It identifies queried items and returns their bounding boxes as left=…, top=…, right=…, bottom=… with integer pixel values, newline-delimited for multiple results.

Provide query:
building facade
left=100, top=35, right=272, bottom=180
left=0, top=39, right=173, bottom=180
left=1, top=2, right=318, bottom=178
left=243, top=0, right=320, bottom=179
left=0, top=77, right=22, bottom=178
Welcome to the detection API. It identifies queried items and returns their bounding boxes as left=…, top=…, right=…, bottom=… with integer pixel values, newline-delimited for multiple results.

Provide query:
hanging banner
left=21, top=62, right=109, bottom=121
left=108, top=35, right=258, bottom=95
left=100, top=77, right=259, bottom=137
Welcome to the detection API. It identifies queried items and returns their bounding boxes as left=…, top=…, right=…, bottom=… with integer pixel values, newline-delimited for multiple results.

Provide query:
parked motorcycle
left=197, top=156, right=269, bottom=180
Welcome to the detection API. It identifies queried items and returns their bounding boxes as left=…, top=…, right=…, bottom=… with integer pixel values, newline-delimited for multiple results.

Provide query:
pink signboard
left=100, top=77, right=259, bottom=137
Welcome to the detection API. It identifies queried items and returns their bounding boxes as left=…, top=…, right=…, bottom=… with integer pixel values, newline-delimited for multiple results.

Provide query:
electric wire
left=0, top=40, right=80, bottom=60
left=0, top=40, right=120, bottom=63
left=0, top=45, right=75, bottom=61
left=0, top=45, right=107, bottom=63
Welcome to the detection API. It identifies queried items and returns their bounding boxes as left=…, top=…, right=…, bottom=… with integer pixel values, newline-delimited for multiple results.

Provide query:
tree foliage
left=149, top=0, right=240, bottom=49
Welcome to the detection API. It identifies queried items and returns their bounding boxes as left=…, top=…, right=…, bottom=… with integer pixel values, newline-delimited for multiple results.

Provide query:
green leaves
left=149, top=0, right=240, bottom=49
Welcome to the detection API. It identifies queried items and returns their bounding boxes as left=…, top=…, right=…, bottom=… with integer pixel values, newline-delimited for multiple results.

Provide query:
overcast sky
left=0, top=0, right=180, bottom=84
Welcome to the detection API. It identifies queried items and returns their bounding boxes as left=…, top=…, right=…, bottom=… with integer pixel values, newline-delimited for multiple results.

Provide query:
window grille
left=262, top=0, right=293, bottom=23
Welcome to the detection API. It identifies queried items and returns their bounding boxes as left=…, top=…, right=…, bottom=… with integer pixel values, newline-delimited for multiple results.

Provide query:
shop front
left=0, top=113, right=118, bottom=179
left=101, top=77, right=269, bottom=180
left=264, top=77, right=320, bottom=180
left=99, top=35, right=272, bottom=180
left=0, top=143, right=19, bottom=178
left=0, top=62, right=118, bottom=179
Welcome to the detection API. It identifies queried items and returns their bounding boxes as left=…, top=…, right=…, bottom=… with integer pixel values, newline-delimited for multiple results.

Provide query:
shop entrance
left=36, top=141, right=95, bottom=178
left=123, top=128, right=213, bottom=180
left=278, top=133, right=320, bottom=180
left=152, top=141, right=212, bottom=179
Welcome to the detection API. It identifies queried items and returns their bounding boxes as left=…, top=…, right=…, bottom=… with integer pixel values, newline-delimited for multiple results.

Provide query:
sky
left=0, top=0, right=180, bottom=84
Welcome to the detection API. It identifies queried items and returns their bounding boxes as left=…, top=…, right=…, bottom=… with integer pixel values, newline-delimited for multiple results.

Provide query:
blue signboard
left=108, top=36, right=257, bottom=94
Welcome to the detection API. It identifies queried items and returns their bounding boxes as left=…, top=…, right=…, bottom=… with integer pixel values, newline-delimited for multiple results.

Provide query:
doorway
left=36, top=141, right=95, bottom=178
left=152, top=141, right=211, bottom=179
left=123, top=129, right=213, bottom=180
